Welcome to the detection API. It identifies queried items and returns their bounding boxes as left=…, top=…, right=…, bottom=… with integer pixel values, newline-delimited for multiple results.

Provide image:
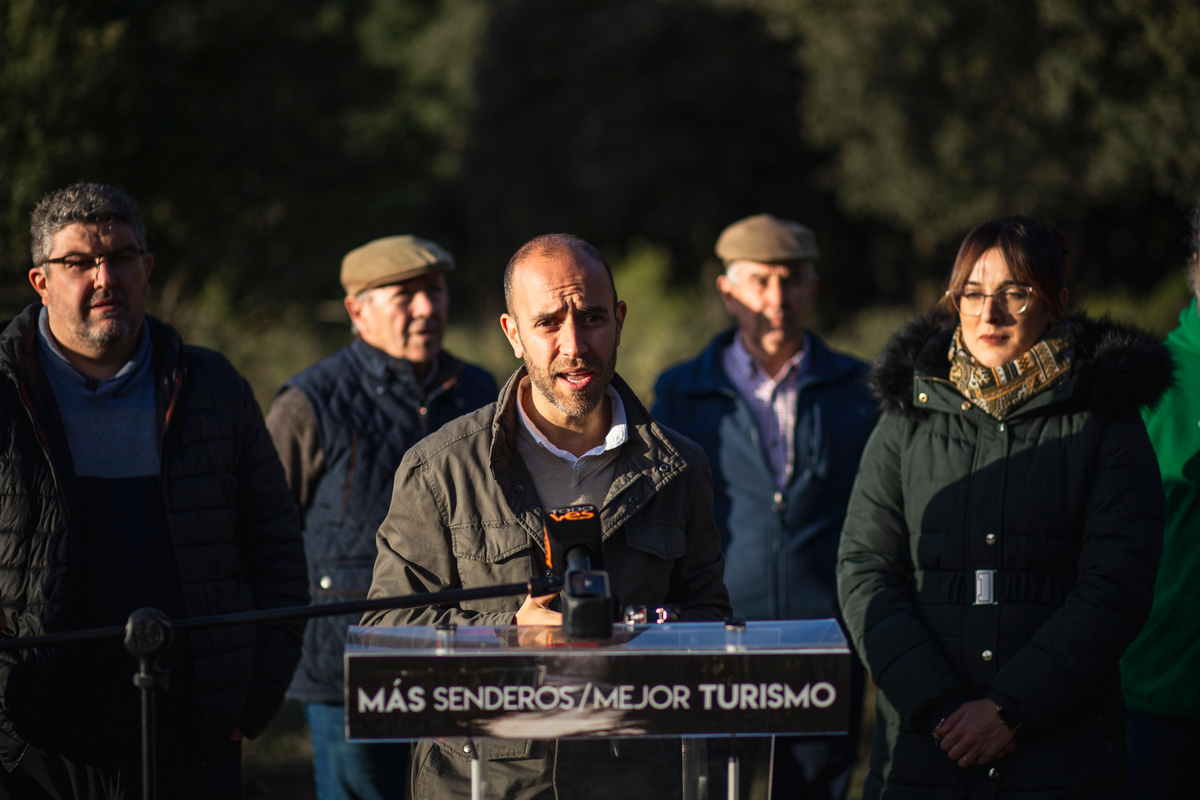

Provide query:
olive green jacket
left=363, top=367, right=730, bottom=800
left=839, top=312, right=1170, bottom=799
left=363, top=367, right=731, bottom=628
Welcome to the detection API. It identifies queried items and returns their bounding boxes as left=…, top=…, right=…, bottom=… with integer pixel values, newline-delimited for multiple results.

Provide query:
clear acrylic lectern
left=345, top=620, right=850, bottom=800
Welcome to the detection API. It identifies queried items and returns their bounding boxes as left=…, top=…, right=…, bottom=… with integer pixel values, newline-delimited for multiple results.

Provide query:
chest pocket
left=623, top=521, right=686, bottom=560
left=451, top=523, right=533, bottom=564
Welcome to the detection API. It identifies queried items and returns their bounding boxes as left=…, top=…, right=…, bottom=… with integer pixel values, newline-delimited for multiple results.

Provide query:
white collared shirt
left=516, top=380, right=627, bottom=468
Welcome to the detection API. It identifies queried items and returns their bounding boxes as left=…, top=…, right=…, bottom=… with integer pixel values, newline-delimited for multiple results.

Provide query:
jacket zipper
left=15, top=379, right=71, bottom=526
left=772, top=491, right=786, bottom=619
left=159, top=371, right=185, bottom=460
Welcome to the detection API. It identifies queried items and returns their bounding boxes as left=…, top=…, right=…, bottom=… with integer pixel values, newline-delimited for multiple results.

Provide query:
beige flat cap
left=715, top=213, right=819, bottom=264
left=340, top=235, right=455, bottom=296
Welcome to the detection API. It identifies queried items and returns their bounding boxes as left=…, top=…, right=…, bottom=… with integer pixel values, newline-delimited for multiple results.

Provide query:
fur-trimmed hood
left=870, top=310, right=1175, bottom=420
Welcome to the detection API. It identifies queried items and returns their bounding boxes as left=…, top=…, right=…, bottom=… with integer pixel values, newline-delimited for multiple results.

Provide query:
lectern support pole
left=470, top=742, right=485, bottom=800
left=124, top=609, right=173, bottom=800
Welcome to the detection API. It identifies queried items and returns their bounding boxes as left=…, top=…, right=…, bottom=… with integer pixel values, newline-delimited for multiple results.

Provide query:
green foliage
left=441, top=301, right=521, bottom=388
left=609, top=240, right=727, bottom=401
left=0, top=0, right=465, bottom=309
left=5, top=0, right=1197, bottom=400
left=1078, top=268, right=1193, bottom=337
left=743, top=0, right=1200, bottom=246
left=457, top=0, right=824, bottom=288
left=151, top=273, right=343, bottom=410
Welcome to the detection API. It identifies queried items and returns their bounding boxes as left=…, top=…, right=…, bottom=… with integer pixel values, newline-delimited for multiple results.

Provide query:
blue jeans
left=303, top=702, right=409, bottom=800
left=1126, top=707, right=1200, bottom=800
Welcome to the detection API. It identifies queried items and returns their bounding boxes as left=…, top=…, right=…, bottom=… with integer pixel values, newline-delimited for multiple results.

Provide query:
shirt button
left=462, top=743, right=473, bottom=754
left=628, top=495, right=639, bottom=504
left=320, top=576, right=333, bottom=590
left=375, top=386, right=384, bottom=395
left=988, top=767, right=1000, bottom=778
left=515, top=484, right=524, bottom=494
left=998, top=423, right=1006, bottom=432
left=982, top=650, right=994, bottom=661
left=658, top=464, right=670, bottom=473
left=961, top=401, right=971, bottom=411
left=918, top=393, right=928, bottom=403
left=986, top=534, right=997, bottom=545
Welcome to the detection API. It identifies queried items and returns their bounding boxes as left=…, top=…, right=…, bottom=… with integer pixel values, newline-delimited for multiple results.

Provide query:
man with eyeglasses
left=267, top=236, right=497, bottom=800
left=652, top=213, right=878, bottom=800
left=0, top=182, right=308, bottom=799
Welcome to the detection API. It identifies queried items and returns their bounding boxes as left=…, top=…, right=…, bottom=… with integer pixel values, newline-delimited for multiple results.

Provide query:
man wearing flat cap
left=267, top=235, right=497, bottom=800
left=652, top=213, right=877, bottom=799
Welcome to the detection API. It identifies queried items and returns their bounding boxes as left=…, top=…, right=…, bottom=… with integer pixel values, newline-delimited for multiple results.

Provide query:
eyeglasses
left=945, top=286, right=1035, bottom=316
left=39, top=248, right=145, bottom=272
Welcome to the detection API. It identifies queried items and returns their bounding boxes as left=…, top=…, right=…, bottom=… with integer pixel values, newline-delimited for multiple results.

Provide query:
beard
left=523, top=347, right=618, bottom=420
left=78, top=291, right=136, bottom=348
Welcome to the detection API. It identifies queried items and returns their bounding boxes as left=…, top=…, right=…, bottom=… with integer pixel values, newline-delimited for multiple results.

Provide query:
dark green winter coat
left=838, top=312, right=1170, bottom=799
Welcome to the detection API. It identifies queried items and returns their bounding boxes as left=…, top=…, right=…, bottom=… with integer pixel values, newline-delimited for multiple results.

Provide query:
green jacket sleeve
left=837, top=413, right=967, bottom=731
left=664, top=438, right=732, bottom=622
left=361, top=447, right=521, bottom=629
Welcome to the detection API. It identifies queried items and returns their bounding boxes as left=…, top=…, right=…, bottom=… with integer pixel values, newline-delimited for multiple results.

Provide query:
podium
left=345, top=619, right=851, bottom=799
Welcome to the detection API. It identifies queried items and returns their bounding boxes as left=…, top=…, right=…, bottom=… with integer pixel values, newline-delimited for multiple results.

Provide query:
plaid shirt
left=722, top=333, right=809, bottom=490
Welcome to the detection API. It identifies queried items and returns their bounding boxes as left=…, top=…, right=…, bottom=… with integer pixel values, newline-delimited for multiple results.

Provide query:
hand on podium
left=516, top=592, right=562, bottom=647
left=516, top=592, right=562, bottom=626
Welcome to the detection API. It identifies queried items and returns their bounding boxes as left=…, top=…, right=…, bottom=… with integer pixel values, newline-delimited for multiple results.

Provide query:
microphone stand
left=0, top=576, right=561, bottom=800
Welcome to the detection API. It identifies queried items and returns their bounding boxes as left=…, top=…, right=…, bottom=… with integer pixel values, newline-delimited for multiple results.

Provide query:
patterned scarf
left=948, top=323, right=1076, bottom=419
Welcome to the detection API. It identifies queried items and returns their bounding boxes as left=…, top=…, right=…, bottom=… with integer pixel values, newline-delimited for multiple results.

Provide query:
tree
left=739, top=0, right=1200, bottom=289
left=456, top=0, right=833, bottom=285
left=0, top=0, right=469, bottom=309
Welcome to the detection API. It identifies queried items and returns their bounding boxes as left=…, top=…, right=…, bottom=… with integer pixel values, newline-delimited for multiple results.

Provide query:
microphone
left=543, top=504, right=604, bottom=575
left=542, top=505, right=613, bottom=640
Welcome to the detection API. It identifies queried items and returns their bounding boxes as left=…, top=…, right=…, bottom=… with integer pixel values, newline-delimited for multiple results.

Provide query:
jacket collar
left=349, top=337, right=464, bottom=396
left=0, top=304, right=190, bottom=523
left=871, top=310, right=1175, bottom=421
left=684, top=327, right=857, bottom=395
left=488, top=367, right=689, bottom=531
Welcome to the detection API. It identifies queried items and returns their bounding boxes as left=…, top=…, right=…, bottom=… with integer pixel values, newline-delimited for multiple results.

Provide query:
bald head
left=504, top=234, right=616, bottom=315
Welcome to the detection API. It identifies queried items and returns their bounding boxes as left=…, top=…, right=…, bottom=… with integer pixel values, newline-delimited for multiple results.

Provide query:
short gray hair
left=30, top=183, right=147, bottom=265
left=724, top=259, right=817, bottom=285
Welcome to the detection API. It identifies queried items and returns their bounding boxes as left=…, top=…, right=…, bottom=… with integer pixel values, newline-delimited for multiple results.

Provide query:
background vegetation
left=4, top=0, right=1197, bottom=406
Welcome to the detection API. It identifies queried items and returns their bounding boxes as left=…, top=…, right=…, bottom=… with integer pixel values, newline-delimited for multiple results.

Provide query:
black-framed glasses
left=39, top=248, right=146, bottom=271
left=945, top=286, right=1035, bottom=316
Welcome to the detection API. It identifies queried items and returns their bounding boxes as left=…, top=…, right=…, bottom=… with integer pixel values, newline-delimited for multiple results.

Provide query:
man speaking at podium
left=364, top=233, right=731, bottom=797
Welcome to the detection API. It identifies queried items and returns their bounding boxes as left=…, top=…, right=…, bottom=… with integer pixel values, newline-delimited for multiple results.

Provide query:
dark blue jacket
left=652, top=329, right=877, bottom=621
left=283, top=339, right=497, bottom=702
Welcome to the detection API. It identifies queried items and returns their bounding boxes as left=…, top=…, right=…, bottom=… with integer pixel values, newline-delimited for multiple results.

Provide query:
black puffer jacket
left=838, top=312, right=1170, bottom=799
left=0, top=304, right=308, bottom=770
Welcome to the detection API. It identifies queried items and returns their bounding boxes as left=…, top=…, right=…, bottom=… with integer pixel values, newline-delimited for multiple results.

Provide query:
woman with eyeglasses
left=837, top=216, right=1171, bottom=798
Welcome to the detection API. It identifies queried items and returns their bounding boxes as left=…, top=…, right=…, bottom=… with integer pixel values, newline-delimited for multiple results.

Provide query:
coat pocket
left=437, top=737, right=540, bottom=762
left=623, top=521, right=687, bottom=560
left=451, top=523, right=533, bottom=564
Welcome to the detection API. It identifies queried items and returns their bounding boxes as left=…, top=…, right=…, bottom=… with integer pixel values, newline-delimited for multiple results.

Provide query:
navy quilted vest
left=285, top=339, right=496, bottom=702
